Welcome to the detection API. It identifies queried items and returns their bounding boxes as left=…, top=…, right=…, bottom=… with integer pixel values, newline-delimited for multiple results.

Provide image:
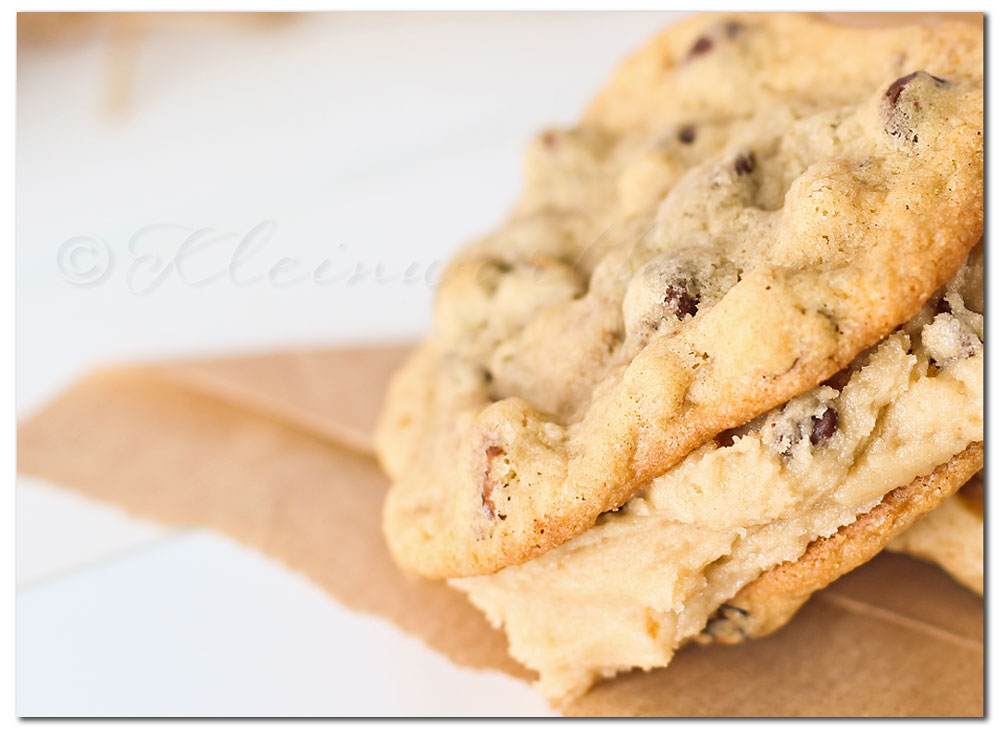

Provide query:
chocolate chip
left=664, top=282, right=699, bottom=319
left=885, top=71, right=920, bottom=106
left=685, top=21, right=745, bottom=63
left=883, top=71, right=948, bottom=138
left=718, top=603, right=748, bottom=618
left=481, top=445, right=506, bottom=520
left=885, top=71, right=947, bottom=106
left=678, top=125, right=697, bottom=144
left=687, top=35, right=714, bottom=59
left=809, top=407, right=839, bottom=446
left=702, top=603, right=752, bottom=642
left=734, top=153, right=756, bottom=176
left=772, top=403, right=838, bottom=457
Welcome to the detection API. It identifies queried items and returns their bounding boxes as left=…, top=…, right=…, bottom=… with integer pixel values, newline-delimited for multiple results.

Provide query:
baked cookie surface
left=451, top=250, right=984, bottom=700
left=586, top=12, right=983, bottom=132
left=887, top=472, right=983, bottom=594
left=376, top=13, right=984, bottom=579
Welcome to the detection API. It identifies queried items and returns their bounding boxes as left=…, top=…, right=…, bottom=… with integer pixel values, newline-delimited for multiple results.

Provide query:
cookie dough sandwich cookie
left=450, top=246, right=982, bottom=699
left=375, top=12, right=983, bottom=702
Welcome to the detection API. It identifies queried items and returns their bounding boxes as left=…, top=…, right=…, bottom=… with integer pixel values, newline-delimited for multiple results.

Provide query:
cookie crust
left=886, top=472, right=983, bottom=594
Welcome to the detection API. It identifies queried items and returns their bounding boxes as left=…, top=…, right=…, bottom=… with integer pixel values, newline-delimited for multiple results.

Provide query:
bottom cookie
left=886, top=472, right=983, bottom=595
left=699, top=444, right=983, bottom=644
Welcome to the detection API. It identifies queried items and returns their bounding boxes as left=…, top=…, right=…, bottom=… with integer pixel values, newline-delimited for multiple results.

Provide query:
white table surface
left=16, top=11, right=688, bottom=717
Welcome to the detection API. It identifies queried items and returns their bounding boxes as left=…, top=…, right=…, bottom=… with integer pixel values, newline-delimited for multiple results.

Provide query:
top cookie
left=376, top=13, right=983, bottom=578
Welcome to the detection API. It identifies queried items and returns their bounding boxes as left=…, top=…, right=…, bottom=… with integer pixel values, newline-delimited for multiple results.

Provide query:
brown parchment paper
left=17, top=346, right=983, bottom=717
left=148, top=343, right=411, bottom=454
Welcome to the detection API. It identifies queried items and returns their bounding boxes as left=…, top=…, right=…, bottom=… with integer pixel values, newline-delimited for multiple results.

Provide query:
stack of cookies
left=375, top=13, right=983, bottom=703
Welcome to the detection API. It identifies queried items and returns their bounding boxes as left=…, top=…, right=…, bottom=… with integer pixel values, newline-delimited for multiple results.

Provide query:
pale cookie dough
left=377, top=13, right=983, bottom=579
left=700, top=445, right=982, bottom=645
left=450, top=253, right=983, bottom=701
left=888, top=473, right=983, bottom=594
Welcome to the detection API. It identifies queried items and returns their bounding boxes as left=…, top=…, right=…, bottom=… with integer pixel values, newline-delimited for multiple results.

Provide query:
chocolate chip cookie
left=376, top=13, right=983, bottom=579
left=451, top=249, right=983, bottom=699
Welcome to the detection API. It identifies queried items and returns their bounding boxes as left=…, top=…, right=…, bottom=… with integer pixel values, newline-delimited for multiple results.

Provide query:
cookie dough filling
left=450, top=249, right=983, bottom=701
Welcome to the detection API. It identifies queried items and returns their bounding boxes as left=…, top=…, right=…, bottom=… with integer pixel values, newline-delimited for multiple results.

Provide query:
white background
left=16, top=11, right=686, bottom=716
